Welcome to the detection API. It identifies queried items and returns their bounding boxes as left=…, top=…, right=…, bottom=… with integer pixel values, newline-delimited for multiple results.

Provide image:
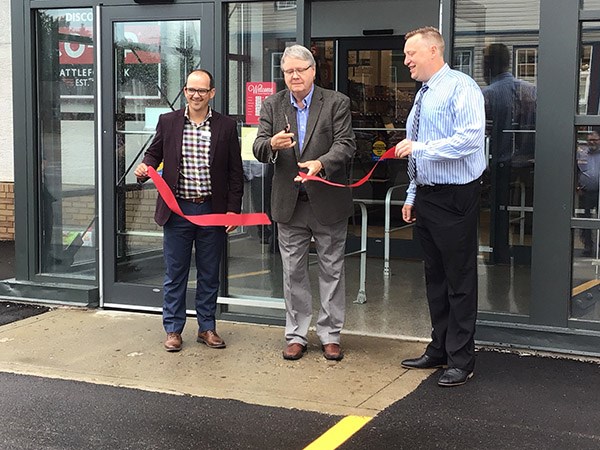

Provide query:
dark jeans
left=162, top=199, right=225, bottom=334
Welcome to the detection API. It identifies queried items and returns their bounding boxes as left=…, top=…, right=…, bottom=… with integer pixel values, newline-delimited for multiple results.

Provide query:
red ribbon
left=297, top=146, right=398, bottom=188
left=147, top=166, right=271, bottom=226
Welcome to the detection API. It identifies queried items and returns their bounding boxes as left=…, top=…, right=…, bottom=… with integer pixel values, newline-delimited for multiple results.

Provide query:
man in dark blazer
left=134, top=69, right=243, bottom=352
left=253, top=45, right=356, bottom=361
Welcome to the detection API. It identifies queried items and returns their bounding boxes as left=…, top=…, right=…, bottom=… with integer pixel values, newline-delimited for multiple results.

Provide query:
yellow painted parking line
left=304, top=416, right=372, bottom=450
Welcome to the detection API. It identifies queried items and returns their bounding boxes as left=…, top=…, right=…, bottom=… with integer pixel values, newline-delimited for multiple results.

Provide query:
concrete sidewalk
left=0, top=308, right=431, bottom=417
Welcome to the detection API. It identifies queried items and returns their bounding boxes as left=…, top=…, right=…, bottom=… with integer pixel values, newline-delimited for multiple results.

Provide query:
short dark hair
left=187, top=69, right=214, bottom=89
left=485, top=43, right=511, bottom=75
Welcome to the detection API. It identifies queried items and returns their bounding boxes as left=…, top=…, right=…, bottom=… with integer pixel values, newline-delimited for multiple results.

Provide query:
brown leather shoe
left=322, top=343, right=344, bottom=361
left=282, top=343, right=307, bottom=360
left=164, top=332, right=182, bottom=352
left=197, top=330, right=226, bottom=349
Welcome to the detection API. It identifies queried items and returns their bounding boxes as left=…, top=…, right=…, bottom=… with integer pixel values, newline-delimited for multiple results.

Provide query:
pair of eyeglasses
left=281, top=65, right=313, bottom=76
left=186, top=87, right=213, bottom=96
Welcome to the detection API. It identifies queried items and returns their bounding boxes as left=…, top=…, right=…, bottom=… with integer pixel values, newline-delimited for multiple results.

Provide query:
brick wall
left=0, top=183, right=161, bottom=245
left=0, top=182, right=14, bottom=240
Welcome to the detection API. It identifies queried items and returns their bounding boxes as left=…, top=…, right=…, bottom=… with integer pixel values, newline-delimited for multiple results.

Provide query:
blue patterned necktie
left=408, top=84, right=429, bottom=182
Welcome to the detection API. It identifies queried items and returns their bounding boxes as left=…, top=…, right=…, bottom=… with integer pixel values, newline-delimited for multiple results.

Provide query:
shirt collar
left=424, top=63, right=450, bottom=90
left=184, top=105, right=212, bottom=126
left=289, top=85, right=315, bottom=110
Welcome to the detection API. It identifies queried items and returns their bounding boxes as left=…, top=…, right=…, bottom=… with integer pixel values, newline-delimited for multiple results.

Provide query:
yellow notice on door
left=241, top=126, right=259, bottom=161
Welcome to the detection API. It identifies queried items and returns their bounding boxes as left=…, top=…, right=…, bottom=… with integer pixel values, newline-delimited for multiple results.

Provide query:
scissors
left=284, top=113, right=294, bottom=143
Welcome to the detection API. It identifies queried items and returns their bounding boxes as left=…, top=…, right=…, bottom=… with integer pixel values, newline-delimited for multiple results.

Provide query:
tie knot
left=420, top=84, right=429, bottom=95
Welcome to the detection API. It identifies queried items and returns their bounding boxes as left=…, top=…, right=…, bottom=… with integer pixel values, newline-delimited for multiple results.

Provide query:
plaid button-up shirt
left=175, top=106, right=212, bottom=198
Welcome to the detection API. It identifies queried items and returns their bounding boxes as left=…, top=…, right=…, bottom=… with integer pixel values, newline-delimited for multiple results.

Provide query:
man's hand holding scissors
left=270, top=114, right=295, bottom=152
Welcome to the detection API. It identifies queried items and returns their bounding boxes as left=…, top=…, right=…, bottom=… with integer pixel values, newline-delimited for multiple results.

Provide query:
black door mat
left=342, top=349, right=600, bottom=450
left=0, top=301, right=51, bottom=326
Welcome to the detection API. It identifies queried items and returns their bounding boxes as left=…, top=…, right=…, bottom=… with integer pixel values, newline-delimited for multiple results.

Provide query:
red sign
left=246, top=82, right=276, bottom=125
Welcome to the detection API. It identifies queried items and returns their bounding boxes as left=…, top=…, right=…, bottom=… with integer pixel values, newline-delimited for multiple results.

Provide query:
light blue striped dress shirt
left=405, top=63, right=486, bottom=205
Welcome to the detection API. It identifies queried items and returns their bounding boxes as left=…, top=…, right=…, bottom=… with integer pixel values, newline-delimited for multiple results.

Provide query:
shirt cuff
left=411, top=141, right=426, bottom=159
left=406, top=181, right=417, bottom=206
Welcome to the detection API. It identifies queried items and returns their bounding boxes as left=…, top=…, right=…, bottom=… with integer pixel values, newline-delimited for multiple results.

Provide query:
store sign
left=245, top=82, right=276, bottom=125
left=58, top=12, right=94, bottom=97
left=57, top=11, right=161, bottom=98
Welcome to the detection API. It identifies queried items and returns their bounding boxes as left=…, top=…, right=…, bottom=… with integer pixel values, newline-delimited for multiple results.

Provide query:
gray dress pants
left=277, top=199, right=348, bottom=346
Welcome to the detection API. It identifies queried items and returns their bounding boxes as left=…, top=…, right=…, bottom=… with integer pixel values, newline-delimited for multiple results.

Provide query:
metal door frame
left=336, top=36, right=423, bottom=261
left=99, top=3, right=214, bottom=309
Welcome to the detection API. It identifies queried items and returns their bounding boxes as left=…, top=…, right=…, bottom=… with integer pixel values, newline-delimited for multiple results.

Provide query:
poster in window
left=246, top=82, right=276, bottom=125
left=58, top=11, right=161, bottom=99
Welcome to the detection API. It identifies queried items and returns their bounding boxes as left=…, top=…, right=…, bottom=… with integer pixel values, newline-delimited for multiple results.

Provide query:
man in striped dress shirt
left=394, top=27, right=486, bottom=387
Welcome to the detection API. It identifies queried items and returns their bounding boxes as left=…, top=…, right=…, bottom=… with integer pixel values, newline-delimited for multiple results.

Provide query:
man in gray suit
left=253, top=45, right=356, bottom=361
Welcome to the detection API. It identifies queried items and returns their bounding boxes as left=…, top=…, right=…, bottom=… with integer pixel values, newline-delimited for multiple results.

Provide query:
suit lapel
left=281, top=98, right=300, bottom=161
left=173, top=109, right=186, bottom=168
left=301, top=87, right=323, bottom=159
left=209, top=110, right=219, bottom=165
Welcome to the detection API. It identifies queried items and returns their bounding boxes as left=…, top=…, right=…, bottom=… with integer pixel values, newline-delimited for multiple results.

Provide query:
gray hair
left=281, top=45, right=316, bottom=67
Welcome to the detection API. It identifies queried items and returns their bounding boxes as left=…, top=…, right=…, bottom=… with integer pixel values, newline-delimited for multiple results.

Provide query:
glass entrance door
left=337, top=37, right=421, bottom=261
left=101, top=4, right=214, bottom=309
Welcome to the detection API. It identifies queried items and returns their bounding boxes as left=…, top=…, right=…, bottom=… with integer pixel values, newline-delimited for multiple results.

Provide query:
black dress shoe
left=438, top=368, right=473, bottom=387
left=401, top=354, right=447, bottom=369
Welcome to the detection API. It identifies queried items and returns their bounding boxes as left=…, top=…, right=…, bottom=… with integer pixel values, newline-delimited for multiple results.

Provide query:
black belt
left=180, top=196, right=211, bottom=204
left=417, top=178, right=481, bottom=193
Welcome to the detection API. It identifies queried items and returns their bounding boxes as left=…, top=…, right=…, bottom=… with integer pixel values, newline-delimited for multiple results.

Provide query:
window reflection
left=36, top=9, right=96, bottom=278
left=112, top=20, right=200, bottom=285
left=571, top=229, right=600, bottom=321
left=583, top=0, right=600, bottom=10
left=311, top=40, right=335, bottom=90
left=454, top=0, right=540, bottom=315
left=572, top=22, right=600, bottom=323
left=575, top=128, right=600, bottom=239
left=225, top=2, right=296, bottom=301
left=578, top=22, right=600, bottom=115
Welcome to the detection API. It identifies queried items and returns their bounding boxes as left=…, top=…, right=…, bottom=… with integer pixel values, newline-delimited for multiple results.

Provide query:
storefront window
left=36, top=9, right=96, bottom=279
left=573, top=22, right=600, bottom=323
left=225, top=2, right=296, bottom=300
left=578, top=22, right=600, bottom=115
left=571, top=228, right=600, bottom=321
left=454, top=0, right=540, bottom=315
left=311, top=40, right=336, bottom=90
left=583, top=0, right=600, bottom=10
left=112, top=19, right=201, bottom=285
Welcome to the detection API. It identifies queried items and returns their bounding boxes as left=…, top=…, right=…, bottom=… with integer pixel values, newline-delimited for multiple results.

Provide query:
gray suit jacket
left=253, top=86, right=356, bottom=225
